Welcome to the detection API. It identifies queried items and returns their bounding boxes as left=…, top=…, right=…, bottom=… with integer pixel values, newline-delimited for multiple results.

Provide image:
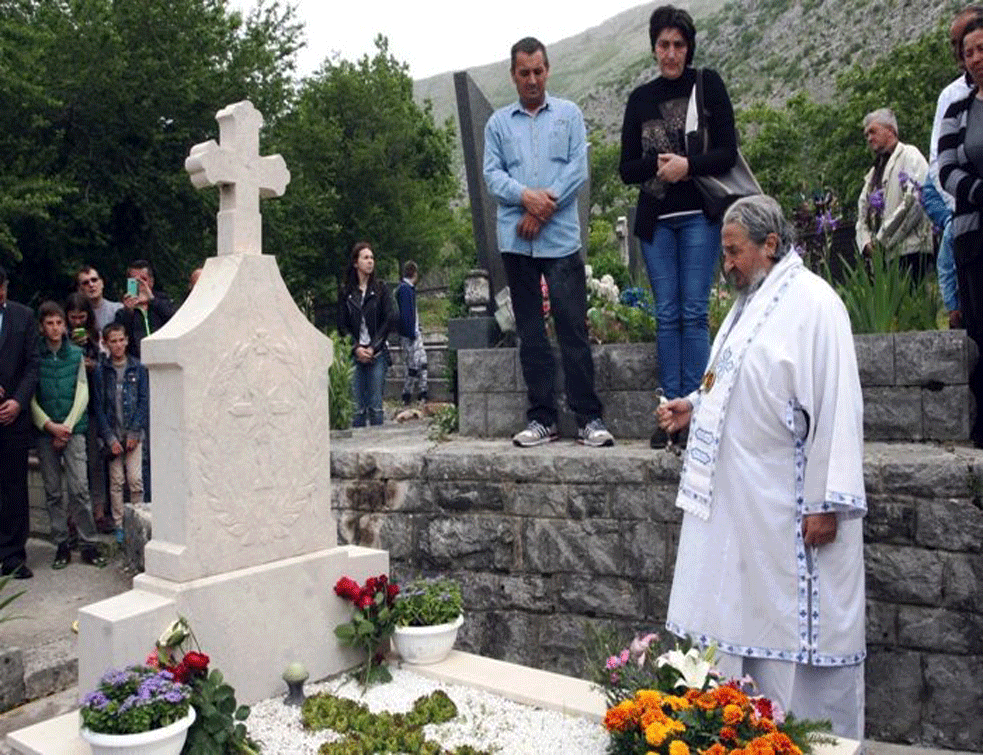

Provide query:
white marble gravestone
left=75, top=100, right=388, bottom=704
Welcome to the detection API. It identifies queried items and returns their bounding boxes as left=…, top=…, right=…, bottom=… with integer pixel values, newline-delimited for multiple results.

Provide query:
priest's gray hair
left=862, top=107, right=899, bottom=136
left=722, top=195, right=796, bottom=260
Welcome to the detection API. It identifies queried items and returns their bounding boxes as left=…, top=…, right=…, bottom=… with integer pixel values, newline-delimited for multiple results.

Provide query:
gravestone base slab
left=77, top=544, right=387, bottom=705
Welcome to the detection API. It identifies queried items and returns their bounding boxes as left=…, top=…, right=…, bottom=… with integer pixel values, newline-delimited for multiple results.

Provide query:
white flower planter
left=392, top=614, right=464, bottom=665
left=81, top=707, right=195, bottom=755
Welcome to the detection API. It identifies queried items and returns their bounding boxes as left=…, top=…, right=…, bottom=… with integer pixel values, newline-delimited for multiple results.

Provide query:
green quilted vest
left=37, top=340, right=88, bottom=434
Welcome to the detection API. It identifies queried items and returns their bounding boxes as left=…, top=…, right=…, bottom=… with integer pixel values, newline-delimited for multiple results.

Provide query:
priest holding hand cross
left=658, top=194, right=867, bottom=739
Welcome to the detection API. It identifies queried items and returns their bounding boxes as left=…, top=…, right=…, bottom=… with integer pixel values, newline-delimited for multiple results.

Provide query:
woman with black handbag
left=619, top=4, right=738, bottom=449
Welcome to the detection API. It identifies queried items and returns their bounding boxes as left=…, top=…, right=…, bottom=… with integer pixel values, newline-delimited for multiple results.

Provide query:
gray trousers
left=36, top=433, right=98, bottom=547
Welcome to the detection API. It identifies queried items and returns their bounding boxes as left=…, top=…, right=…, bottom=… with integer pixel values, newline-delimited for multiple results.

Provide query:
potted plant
left=391, top=577, right=464, bottom=665
left=79, top=665, right=195, bottom=755
left=80, top=617, right=260, bottom=755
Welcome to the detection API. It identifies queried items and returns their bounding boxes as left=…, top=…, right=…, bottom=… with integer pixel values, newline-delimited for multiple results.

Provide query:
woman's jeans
left=352, top=354, right=388, bottom=427
left=641, top=212, right=721, bottom=399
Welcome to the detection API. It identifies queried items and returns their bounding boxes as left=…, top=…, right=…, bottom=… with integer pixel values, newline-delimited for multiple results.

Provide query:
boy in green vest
left=30, top=302, right=106, bottom=569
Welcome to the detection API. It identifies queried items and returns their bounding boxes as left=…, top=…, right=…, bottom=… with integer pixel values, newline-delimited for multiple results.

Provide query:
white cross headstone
left=70, top=100, right=388, bottom=707
left=185, top=100, right=290, bottom=256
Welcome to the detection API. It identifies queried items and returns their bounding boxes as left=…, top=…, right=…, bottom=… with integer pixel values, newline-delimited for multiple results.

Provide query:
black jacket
left=0, top=300, right=40, bottom=443
left=619, top=67, right=738, bottom=241
left=337, top=282, right=395, bottom=358
left=114, top=290, right=176, bottom=359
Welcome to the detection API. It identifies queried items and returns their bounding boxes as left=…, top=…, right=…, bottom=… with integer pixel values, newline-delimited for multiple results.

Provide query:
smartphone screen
left=127, top=277, right=139, bottom=298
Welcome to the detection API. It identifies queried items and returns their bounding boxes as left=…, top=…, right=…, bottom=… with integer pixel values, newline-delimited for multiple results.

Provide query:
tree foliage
left=1, top=0, right=302, bottom=304
left=267, top=37, right=458, bottom=315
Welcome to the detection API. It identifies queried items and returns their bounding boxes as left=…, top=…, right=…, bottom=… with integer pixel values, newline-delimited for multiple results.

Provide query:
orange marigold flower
left=641, top=708, right=669, bottom=728
left=604, top=701, right=637, bottom=732
left=747, top=739, right=776, bottom=755
left=637, top=690, right=664, bottom=709
left=723, top=704, right=744, bottom=725
left=646, top=722, right=671, bottom=746
left=712, top=686, right=750, bottom=707
left=684, top=688, right=704, bottom=702
left=731, top=749, right=746, bottom=755
left=662, top=694, right=692, bottom=711
left=693, top=692, right=718, bottom=710
left=754, top=717, right=778, bottom=733
left=670, top=740, right=691, bottom=755
left=719, top=727, right=738, bottom=742
left=765, top=732, right=801, bottom=755
left=703, top=743, right=728, bottom=755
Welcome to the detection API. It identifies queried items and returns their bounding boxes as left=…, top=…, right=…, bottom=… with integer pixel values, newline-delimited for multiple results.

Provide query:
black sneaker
left=52, top=542, right=71, bottom=570
left=80, top=545, right=108, bottom=568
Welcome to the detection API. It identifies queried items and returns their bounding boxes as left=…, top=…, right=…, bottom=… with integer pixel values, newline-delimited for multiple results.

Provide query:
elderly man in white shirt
left=855, top=108, right=934, bottom=281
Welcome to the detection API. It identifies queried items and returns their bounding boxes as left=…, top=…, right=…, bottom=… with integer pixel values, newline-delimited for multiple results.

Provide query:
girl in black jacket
left=337, top=242, right=395, bottom=427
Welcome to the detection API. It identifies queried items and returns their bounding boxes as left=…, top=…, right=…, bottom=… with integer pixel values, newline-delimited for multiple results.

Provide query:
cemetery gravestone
left=76, top=101, right=388, bottom=704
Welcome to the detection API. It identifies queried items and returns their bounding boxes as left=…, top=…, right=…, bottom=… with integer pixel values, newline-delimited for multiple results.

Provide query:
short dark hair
left=38, top=300, right=66, bottom=322
left=510, top=37, right=548, bottom=72
left=649, top=5, right=697, bottom=65
left=102, top=322, right=126, bottom=340
left=961, top=15, right=983, bottom=57
left=128, top=259, right=154, bottom=279
left=402, top=260, right=418, bottom=279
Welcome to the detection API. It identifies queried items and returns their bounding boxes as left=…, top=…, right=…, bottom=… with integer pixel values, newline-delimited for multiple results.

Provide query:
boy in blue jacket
left=394, top=261, right=428, bottom=405
left=92, top=323, right=148, bottom=543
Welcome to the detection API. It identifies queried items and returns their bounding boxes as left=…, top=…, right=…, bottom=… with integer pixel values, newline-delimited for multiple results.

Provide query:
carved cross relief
left=185, top=100, right=290, bottom=255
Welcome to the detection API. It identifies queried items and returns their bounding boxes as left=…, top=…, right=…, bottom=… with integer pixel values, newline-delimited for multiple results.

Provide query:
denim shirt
left=483, top=94, right=587, bottom=257
left=93, top=355, right=149, bottom=445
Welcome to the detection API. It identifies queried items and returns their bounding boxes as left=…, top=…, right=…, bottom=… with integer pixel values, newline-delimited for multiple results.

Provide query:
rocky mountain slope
left=414, top=0, right=957, bottom=141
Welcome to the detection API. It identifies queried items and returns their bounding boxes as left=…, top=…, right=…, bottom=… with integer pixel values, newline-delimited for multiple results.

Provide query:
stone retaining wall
left=332, top=437, right=983, bottom=751
left=458, top=332, right=977, bottom=442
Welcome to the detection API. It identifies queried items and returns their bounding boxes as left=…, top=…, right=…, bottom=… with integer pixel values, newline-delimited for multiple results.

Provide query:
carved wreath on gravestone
left=195, top=327, right=325, bottom=546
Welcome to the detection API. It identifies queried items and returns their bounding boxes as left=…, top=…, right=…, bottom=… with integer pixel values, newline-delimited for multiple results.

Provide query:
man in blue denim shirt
left=483, top=37, right=613, bottom=448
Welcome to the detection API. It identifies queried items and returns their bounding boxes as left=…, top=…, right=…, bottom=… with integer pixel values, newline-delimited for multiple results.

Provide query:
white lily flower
left=656, top=647, right=715, bottom=689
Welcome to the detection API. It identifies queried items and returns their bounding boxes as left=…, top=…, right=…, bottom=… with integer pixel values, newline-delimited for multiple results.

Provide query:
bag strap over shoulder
left=686, top=68, right=710, bottom=156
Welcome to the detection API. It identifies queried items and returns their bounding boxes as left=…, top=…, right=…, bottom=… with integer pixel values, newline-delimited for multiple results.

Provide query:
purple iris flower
left=869, top=188, right=886, bottom=212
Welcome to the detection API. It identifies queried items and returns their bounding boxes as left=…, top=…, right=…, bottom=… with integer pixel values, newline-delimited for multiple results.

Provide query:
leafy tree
left=268, top=37, right=458, bottom=317
left=2, top=0, right=302, bottom=304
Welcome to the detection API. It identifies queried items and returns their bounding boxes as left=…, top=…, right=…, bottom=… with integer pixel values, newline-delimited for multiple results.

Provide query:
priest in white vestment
left=658, top=195, right=866, bottom=739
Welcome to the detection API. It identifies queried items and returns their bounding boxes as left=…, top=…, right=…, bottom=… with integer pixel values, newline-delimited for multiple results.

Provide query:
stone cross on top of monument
left=185, top=100, right=289, bottom=256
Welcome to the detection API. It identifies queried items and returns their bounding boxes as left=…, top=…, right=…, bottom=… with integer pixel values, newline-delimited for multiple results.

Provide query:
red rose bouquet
left=333, top=574, right=399, bottom=687
left=151, top=617, right=259, bottom=754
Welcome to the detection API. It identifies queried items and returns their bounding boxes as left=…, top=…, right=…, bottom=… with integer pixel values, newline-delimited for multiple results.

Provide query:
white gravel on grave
left=248, top=667, right=609, bottom=755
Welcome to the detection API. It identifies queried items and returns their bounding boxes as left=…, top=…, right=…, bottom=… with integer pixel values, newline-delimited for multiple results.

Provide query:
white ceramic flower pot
left=392, top=614, right=464, bottom=665
left=81, top=707, right=195, bottom=755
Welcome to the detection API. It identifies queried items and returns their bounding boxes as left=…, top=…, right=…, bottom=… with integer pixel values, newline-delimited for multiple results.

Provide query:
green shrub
left=832, top=245, right=940, bottom=333
left=427, top=404, right=458, bottom=442
left=329, top=332, right=355, bottom=430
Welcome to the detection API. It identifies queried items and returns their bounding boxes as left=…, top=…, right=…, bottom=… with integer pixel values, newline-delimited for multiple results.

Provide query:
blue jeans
left=352, top=353, right=388, bottom=427
left=502, top=251, right=603, bottom=427
left=641, top=212, right=721, bottom=399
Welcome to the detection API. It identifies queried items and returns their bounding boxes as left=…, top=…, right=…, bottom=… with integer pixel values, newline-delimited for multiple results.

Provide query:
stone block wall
left=458, top=332, right=977, bottom=442
left=385, top=332, right=452, bottom=402
left=332, top=437, right=983, bottom=751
